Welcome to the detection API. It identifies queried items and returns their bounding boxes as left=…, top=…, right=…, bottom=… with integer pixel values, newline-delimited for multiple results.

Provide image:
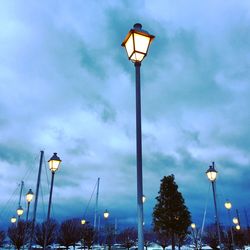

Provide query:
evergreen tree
left=153, top=175, right=191, bottom=250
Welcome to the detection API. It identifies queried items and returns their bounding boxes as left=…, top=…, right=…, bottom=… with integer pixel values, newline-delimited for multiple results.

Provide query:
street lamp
left=191, top=223, right=196, bottom=229
left=26, top=189, right=34, bottom=221
left=233, top=217, right=239, bottom=225
left=206, top=162, right=222, bottom=249
left=47, top=153, right=61, bottom=221
left=103, top=210, right=109, bottom=249
left=224, top=200, right=235, bottom=249
left=236, top=224, right=240, bottom=230
left=17, top=205, right=24, bottom=218
left=190, top=223, right=199, bottom=250
left=44, top=152, right=61, bottom=249
left=122, top=23, right=154, bottom=250
left=81, top=219, right=86, bottom=225
left=11, top=216, right=17, bottom=224
left=104, top=209, right=109, bottom=219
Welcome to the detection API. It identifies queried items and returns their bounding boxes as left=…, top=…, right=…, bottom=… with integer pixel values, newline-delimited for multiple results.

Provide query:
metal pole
left=134, top=61, right=144, bottom=250
left=26, top=202, right=30, bottom=222
left=47, top=172, right=55, bottom=222
left=44, top=172, right=55, bottom=249
left=236, top=209, right=241, bottom=226
left=29, top=150, right=44, bottom=250
left=227, top=209, right=235, bottom=249
left=18, top=181, right=24, bottom=206
left=94, top=177, right=100, bottom=229
left=211, top=181, right=222, bottom=249
left=94, top=177, right=100, bottom=244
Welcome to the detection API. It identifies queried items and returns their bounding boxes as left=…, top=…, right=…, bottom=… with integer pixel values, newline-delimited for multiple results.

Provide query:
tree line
left=0, top=174, right=249, bottom=250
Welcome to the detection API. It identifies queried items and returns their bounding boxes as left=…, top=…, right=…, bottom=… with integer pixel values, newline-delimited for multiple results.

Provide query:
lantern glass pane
left=49, top=159, right=60, bottom=172
left=131, top=52, right=145, bottom=62
left=26, top=193, right=33, bottom=202
left=124, top=34, right=134, bottom=58
left=134, top=33, right=151, bottom=54
left=206, top=171, right=217, bottom=181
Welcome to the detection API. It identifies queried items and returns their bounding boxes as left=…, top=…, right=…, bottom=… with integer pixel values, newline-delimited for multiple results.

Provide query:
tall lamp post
left=122, top=23, right=154, bottom=250
left=44, top=153, right=62, bottom=249
left=206, top=162, right=222, bottom=249
left=26, top=189, right=34, bottom=221
left=225, top=201, right=235, bottom=249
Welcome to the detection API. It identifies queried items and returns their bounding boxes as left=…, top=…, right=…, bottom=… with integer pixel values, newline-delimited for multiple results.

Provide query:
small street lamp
left=206, top=162, right=222, bottom=249
left=190, top=223, right=200, bottom=250
left=103, top=210, right=110, bottom=249
left=233, top=217, right=239, bottom=225
left=44, top=152, right=62, bottom=249
left=104, top=209, right=109, bottom=220
left=224, top=200, right=235, bottom=249
left=47, top=153, right=61, bottom=221
left=26, top=189, right=34, bottom=221
left=11, top=216, right=17, bottom=224
left=191, top=223, right=196, bottom=229
left=17, top=205, right=24, bottom=218
left=236, top=224, right=240, bottom=230
left=122, top=23, right=154, bottom=250
left=81, top=219, right=86, bottom=225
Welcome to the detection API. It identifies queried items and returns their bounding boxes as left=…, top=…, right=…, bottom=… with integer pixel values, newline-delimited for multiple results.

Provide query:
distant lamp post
left=81, top=219, right=86, bottom=225
left=44, top=153, right=61, bottom=249
left=11, top=216, right=17, bottom=224
left=190, top=223, right=199, bottom=250
left=122, top=23, right=154, bottom=250
left=26, top=189, right=34, bottom=221
left=47, top=153, right=61, bottom=221
left=103, top=209, right=109, bottom=250
left=17, top=205, right=24, bottom=218
left=225, top=200, right=235, bottom=249
left=191, top=223, right=196, bottom=229
left=236, top=224, right=240, bottom=230
left=233, top=217, right=239, bottom=225
left=206, top=162, right=222, bottom=249
left=104, top=209, right=109, bottom=219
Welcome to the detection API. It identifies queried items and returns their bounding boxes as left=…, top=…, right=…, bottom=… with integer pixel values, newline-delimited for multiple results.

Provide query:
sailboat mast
left=94, top=177, right=100, bottom=229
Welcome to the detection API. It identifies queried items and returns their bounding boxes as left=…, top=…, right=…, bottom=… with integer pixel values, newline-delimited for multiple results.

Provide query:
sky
left=0, top=0, right=250, bottom=231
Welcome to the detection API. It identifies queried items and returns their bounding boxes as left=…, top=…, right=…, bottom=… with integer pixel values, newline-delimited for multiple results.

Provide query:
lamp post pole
left=134, top=61, right=144, bottom=250
left=43, top=171, right=55, bottom=249
left=47, top=172, right=55, bottom=222
left=211, top=180, right=222, bottom=248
